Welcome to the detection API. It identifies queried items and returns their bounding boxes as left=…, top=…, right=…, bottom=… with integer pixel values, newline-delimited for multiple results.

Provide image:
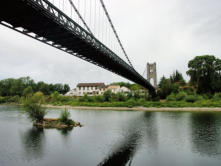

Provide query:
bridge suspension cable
left=0, top=0, right=156, bottom=95
left=68, top=0, right=94, bottom=35
left=142, top=67, right=147, bottom=78
left=99, top=0, right=134, bottom=69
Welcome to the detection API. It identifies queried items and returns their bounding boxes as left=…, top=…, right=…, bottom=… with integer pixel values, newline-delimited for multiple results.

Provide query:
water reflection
left=190, top=113, right=221, bottom=157
left=98, top=112, right=158, bottom=166
left=20, top=127, right=45, bottom=160
left=143, top=112, right=158, bottom=151
left=98, top=130, right=142, bottom=166
left=3, top=105, right=221, bottom=166
left=59, top=128, right=72, bottom=137
left=58, top=128, right=73, bottom=143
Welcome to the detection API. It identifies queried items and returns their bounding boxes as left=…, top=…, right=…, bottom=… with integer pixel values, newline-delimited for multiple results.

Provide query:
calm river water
left=0, top=105, right=221, bottom=166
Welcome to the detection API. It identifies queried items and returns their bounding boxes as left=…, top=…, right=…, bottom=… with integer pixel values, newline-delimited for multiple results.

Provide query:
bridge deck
left=0, top=0, right=156, bottom=94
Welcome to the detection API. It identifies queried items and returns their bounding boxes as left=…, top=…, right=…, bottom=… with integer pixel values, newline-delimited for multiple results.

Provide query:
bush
left=23, top=99, right=47, bottom=123
left=175, top=92, right=187, bottom=101
left=138, top=98, right=147, bottom=104
left=32, top=91, right=45, bottom=103
left=59, top=109, right=74, bottom=125
left=126, top=99, right=137, bottom=108
left=23, top=92, right=47, bottom=123
left=87, top=96, right=95, bottom=102
left=94, top=95, right=105, bottom=102
left=8, top=95, right=20, bottom=103
left=51, top=91, right=59, bottom=102
left=103, top=90, right=112, bottom=102
left=78, top=94, right=90, bottom=102
left=22, top=86, right=33, bottom=97
left=213, top=93, right=221, bottom=101
left=185, top=95, right=198, bottom=103
left=58, top=95, right=72, bottom=103
left=166, top=93, right=176, bottom=101
left=0, top=96, right=6, bottom=103
left=0, top=96, right=21, bottom=103
left=117, top=93, right=127, bottom=102
left=183, top=86, right=195, bottom=95
left=202, top=93, right=213, bottom=99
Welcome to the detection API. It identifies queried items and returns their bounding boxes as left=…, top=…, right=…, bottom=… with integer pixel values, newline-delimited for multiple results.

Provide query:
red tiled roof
left=77, top=83, right=105, bottom=88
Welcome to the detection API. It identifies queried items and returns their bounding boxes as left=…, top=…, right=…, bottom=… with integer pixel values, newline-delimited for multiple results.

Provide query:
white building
left=65, top=83, right=106, bottom=97
left=107, top=85, right=131, bottom=94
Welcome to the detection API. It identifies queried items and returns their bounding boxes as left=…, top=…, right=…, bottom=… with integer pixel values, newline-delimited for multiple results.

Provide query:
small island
left=23, top=92, right=82, bottom=129
left=34, top=118, right=82, bottom=129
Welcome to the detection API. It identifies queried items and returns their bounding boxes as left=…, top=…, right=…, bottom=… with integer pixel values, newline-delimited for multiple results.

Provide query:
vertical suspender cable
left=101, top=8, right=104, bottom=42
left=71, top=2, right=72, bottom=19
left=94, top=0, right=97, bottom=36
left=84, top=0, right=86, bottom=25
left=90, top=0, right=92, bottom=29
left=68, top=0, right=94, bottom=35
left=98, top=0, right=101, bottom=39
left=99, top=0, right=134, bottom=69
left=63, top=0, right=64, bottom=12
left=78, top=0, right=80, bottom=24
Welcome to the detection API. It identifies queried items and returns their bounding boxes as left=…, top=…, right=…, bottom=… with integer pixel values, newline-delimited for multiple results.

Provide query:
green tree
left=59, top=109, right=74, bottom=125
left=103, top=90, right=112, bottom=102
left=23, top=92, right=46, bottom=123
left=32, top=91, right=45, bottom=103
left=37, top=81, right=50, bottom=95
left=158, top=76, right=179, bottom=99
left=111, top=82, right=131, bottom=89
left=63, top=84, right=70, bottom=94
left=51, top=91, right=60, bottom=102
left=186, top=55, right=221, bottom=94
left=0, top=76, right=71, bottom=97
left=130, top=84, right=141, bottom=91
left=23, top=86, right=33, bottom=97
left=170, top=70, right=185, bottom=84
left=116, top=93, right=127, bottom=102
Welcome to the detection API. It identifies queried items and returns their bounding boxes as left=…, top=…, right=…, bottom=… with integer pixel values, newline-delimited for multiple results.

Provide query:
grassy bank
left=56, top=100, right=221, bottom=108
left=1, top=94, right=221, bottom=108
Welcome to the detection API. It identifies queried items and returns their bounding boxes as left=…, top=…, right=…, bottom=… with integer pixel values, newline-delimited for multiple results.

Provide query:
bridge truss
left=0, top=0, right=156, bottom=95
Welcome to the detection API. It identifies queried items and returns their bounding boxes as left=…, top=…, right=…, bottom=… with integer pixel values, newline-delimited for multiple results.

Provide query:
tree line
left=0, top=55, right=221, bottom=103
left=0, top=77, right=70, bottom=97
left=158, top=55, right=221, bottom=99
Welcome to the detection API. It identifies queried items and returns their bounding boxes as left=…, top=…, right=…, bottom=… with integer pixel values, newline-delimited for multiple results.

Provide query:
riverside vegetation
left=22, top=91, right=81, bottom=128
left=1, top=55, right=221, bottom=108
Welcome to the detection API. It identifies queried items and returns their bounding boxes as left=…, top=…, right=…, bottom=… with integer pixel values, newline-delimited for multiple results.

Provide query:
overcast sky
left=0, top=0, right=221, bottom=88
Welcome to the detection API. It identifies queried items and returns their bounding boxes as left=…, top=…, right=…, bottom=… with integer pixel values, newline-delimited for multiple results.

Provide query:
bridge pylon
left=147, top=63, right=157, bottom=88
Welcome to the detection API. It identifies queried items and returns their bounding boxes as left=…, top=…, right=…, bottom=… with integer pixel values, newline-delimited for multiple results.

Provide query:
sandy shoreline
left=2, top=104, right=221, bottom=112
left=43, top=105, right=221, bottom=112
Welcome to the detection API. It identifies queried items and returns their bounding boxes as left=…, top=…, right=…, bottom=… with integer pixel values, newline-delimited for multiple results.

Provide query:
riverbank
left=43, top=104, right=221, bottom=112
left=2, top=103, right=221, bottom=112
left=2, top=94, right=221, bottom=109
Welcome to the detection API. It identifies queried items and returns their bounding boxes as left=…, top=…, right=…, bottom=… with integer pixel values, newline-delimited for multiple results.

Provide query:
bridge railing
left=31, top=0, right=155, bottom=93
left=0, top=0, right=156, bottom=93
left=32, top=0, right=133, bottom=72
left=47, top=0, right=127, bottom=63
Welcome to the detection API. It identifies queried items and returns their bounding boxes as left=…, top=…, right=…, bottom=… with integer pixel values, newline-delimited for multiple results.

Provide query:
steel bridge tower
left=147, top=63, right=157, bottom=88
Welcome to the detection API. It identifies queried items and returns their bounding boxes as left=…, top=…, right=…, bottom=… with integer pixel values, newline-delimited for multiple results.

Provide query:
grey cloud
left=0, top=0, right=221, bottom=86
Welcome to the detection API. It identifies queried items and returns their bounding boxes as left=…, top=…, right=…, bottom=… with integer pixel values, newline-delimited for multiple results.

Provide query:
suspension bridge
left=0, top=0, right=156, bottom=95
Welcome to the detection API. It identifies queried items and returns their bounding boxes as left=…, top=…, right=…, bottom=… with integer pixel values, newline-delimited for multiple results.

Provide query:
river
left=0, top=105, right=221, bottom=166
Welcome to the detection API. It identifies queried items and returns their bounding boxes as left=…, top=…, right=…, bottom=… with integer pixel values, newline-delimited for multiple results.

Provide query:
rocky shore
left=34, top=118, right=83, bottom=129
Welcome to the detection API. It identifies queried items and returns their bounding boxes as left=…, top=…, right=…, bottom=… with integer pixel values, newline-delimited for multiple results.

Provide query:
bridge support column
left=147, top=62, right=157, bottom=88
